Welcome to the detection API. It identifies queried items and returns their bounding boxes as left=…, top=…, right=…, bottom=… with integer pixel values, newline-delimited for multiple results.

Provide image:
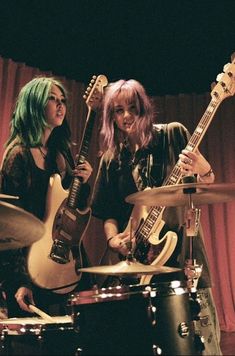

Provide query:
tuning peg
left=223, top=63, right=231, bottom=72
left=216, top=73, right=223, bottom=82
left=210, top=82, right=216, bottom=90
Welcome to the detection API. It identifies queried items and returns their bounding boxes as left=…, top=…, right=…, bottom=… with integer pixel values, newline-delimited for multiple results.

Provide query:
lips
left=124, top=121, right=134, bottom=127
left=57, top=111, right=64, bottom=118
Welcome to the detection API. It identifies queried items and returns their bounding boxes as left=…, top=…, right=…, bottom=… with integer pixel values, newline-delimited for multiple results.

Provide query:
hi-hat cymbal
left=79, top=260, right=180, bottom=276
left=0, top=201, right=45, bottom=250
left=126, top=182, right=235, bottom=207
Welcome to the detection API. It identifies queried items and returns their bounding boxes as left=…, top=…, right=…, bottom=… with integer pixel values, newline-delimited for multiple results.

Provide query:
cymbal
left=0, top=194, right=19, bottom=200
left=126, top=182, right=235, bottom=207
left=79, top=260, right=181, bottom=276
left=0, top=201, right=45, bottom=250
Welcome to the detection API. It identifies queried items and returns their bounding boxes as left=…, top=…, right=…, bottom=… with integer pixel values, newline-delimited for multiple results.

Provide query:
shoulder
left=1, top=144, right=30, bottom=171
left=154, top=122, right=189, bottom=138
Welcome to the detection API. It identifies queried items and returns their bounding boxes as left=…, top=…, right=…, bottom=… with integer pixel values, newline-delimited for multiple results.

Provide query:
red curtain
left=0, top=56, right=235, bottom=332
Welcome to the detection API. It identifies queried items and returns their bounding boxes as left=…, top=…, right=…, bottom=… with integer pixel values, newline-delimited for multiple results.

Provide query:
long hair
left=99, top=79, right=155, bottom=160
left=7, top=76, right=71, bottom=154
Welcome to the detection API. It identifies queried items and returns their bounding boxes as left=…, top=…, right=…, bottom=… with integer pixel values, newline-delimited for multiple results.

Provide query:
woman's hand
left=179, top=149, right=214, bottom=182
left=73, top=160, right=93, bottom=183
left=108, top=232, right=135, bottom=256
left=15, top=287, right=35, bottom=313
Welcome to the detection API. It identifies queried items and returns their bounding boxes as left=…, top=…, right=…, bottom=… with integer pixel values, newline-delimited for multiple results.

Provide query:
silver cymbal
left=126, top=182, right=235, bottom=206
left=79, top=260, right=181, bottom=276
left=0, top=201, right=45, bottom=250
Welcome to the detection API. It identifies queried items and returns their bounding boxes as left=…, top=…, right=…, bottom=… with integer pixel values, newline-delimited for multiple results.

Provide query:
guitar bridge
left=49, top=239, right=71, bottom=264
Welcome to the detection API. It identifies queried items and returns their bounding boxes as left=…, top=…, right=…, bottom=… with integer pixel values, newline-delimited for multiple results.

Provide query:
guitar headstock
left=83, top=74, right=108, bottom=111
left=211, top=52, right=235, bottom=101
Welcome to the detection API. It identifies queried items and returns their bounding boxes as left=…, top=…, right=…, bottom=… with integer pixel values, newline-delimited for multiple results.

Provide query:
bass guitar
left=27, top=75, right=108, bottom=294
left=124, top=56, right=235, bottom=283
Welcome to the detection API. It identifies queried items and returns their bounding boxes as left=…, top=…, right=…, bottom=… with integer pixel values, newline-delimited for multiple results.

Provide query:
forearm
left=104, top=218, right=119, bottom=241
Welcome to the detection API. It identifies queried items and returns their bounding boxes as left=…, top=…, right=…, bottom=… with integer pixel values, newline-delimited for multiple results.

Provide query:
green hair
left=7, top=77, right=68, bottom=147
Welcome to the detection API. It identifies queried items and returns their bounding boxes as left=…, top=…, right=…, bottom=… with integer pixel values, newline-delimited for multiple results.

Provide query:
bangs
left=111, top=85, right=141, bottom=114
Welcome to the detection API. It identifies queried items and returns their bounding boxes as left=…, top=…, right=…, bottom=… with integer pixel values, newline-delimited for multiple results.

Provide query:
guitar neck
left=164, top=96, right=221, bottom=187
left=67, top=109, right=96, bottom=209
left=135, top=96, right=222, bottom=242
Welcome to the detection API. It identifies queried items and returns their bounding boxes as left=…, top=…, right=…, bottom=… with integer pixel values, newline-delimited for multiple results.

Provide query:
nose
left=123, top=109, right=131, bottom=119
left=56, top=98, right=63, bottom=106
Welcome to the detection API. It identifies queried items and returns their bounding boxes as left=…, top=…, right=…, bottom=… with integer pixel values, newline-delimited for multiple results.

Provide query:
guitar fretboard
left=135, top=97, right=221, bottom=244
left=67, top=109, right=96, bottom=209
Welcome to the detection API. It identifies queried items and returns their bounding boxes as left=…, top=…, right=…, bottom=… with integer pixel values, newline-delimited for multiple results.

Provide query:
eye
left=129, top=105, right=137, bottom=114
left=114, top=107, right=124, bottom=115
left=48, top=95, right=56, bottom=101
left=47, top=95, right=66, bottom=105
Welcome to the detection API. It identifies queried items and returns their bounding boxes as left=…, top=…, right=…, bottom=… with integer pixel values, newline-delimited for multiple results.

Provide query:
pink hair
left=99, top=79, right=155, bottom=159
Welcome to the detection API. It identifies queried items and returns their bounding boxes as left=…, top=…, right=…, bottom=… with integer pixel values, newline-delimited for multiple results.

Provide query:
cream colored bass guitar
left=126, top=56, right=235, bottom=284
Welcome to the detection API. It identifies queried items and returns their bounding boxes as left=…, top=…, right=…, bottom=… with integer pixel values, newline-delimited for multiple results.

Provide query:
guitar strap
left=148, top=123, right=168, bottom=188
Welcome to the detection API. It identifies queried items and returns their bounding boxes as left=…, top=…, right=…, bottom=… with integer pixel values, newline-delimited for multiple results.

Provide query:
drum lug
left=0, top=330, right=7, bottom=350
left=152, top=344, right=163, bottom=355
left=178, top=321, right=190, bottom=337
left=194, top=334, right=205, bottom=353
left=148, top=304, right=157, bottom=326
left=75, top=347, right=83, bottom=355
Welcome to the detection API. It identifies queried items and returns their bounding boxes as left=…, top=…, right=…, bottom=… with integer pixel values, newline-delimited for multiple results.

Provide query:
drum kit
left=0, top=182, right=234, bottom=355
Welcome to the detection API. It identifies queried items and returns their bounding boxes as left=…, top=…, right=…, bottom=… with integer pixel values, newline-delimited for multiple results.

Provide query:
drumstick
left=28, top=304, right=54, bottom=322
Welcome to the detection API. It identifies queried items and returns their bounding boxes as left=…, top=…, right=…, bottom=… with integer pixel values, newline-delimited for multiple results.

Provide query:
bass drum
left=68, top=285, right=155, bottom=355
left=148, top=280, right=202, bottom=355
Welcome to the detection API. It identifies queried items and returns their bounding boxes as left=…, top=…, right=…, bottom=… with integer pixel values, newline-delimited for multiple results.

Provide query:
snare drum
left=68, top=285, right=155, bottom=355
left=0, top=315, right=78, bottom=355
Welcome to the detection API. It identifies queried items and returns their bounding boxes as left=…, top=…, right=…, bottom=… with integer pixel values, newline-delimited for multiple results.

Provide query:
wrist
left=107, top=236, right=115, bottom=247
left=198, top=167, right=214, bottom=182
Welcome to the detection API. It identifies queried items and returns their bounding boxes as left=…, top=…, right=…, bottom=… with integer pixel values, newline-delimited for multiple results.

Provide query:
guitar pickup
left=60, top=229, right=73, bottom=241
left=64, top=209, right=76, bottom=221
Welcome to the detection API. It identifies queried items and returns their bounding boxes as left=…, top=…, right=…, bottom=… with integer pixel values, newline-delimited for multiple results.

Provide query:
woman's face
left=45, top=84, right=67, bottom=128
left=113, top=93, right=138, bottom=136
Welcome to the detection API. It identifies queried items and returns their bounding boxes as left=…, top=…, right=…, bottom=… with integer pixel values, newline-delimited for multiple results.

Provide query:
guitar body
left=27, top=174, right=91, bottom=294
left=124, top=203, right=177, bottom=267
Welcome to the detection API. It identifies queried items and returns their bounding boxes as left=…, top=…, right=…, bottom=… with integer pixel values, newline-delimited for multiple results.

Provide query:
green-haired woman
left=0, top=77, right=93, bottom=319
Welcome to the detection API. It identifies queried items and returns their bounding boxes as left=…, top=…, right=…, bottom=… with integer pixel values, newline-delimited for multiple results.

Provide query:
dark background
left=0, top=0, right=235, bottom=95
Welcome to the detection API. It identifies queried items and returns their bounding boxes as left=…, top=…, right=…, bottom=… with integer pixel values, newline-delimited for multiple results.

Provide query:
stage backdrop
left=0, top=56, right=235, bottom=332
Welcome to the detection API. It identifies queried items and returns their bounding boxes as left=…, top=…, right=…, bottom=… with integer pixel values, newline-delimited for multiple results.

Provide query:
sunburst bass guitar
left=124, top=55, right=235, bottom=284
left=27, top=75, right=108, bottom=294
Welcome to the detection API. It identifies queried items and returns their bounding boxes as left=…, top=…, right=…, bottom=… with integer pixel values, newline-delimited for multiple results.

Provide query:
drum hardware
left=181, top=176, right=203, bottom=292
left=0, top=201, right=45, bottom=250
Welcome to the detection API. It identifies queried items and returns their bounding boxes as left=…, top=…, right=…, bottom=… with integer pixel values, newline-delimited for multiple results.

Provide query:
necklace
left=38, top=146, right=47, bottom=159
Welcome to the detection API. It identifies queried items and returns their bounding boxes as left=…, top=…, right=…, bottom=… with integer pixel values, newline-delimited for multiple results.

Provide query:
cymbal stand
left=182, top=177, right=203, bottom=292
left=126, top=217, right=135, bottom=262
